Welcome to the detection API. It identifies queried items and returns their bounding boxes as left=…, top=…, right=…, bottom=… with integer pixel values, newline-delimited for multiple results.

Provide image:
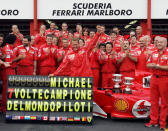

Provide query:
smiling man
left=49, top=26, right=102, bottom=77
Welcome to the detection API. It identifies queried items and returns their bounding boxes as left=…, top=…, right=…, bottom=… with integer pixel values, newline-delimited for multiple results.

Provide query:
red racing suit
left=45, top=29, right=60, bottom=36
left=98, top=33, right=108, bottom=44
left=38, top=43, right=57, bottom=75
left=89, top=49, right=101, bottom=88
left=147, top=48, right=168, bottom=127
left=34, top=33, right=46, bottom=49
left=58, top=31, right=69, bottom=48
left=1, top=44, right=16, bottom=113
left=11, top=32, right=23, bottom=48
left=117, top=50, right=137, bottom=78
left=135, top=47, right=150, bottom=72
left=14, top=45, right=37, bottom=75
left=99, top=52, right=117, bottom=88
left=52, top=32, right=100, bottom=77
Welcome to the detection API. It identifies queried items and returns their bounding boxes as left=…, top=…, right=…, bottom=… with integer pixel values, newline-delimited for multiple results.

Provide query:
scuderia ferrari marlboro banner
left=38, top=0, right=147, bottom=19
left=6, top=75, right=93, bottom=123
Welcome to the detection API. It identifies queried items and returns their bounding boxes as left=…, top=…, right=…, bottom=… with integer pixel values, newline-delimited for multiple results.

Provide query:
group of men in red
left=0, top=22, right=168, bottom=129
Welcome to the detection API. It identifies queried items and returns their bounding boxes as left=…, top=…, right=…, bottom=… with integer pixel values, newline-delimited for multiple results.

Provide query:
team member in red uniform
left=89, top=30, right=96, bottom=39
left=136, top=26, right=143, bottom=42
left=81, top=27, right=90, bottom=42
left=144, top=35, right=157, bottom=52
left=85, top=30, right=95, bottom=47
left=79, top=39, right=85, bottom=48
left=11, top=25, right=23, bottom=47
left=68, top=30, right=74, bottom=44
left=38, top=34, right=57, bottom=75
left=12, top=36, right=37, bottom=75
left=127, top=30, right=136, bottom=43
left=34, top=25, right=46, bottom=49
left=45, top=22, right=60, bottom=37
left=98, top=25, right=108, bottom=44
left=145, top=37, right=168, bottom=130
left=112, top=27, right=124, bottom=41
left=52, top=36, right=59, bottom=46
left=49, top=28, right=101, bottom=77
left=130, top=35, right=140, bottom=51
left=107, top=31, right=121, bottom=53
left=136, top=37, right=151, bottom=71
left=0, top=34, right=11, bottom=82
left=30, top=35, right=35, bottom=46
left=0, top=34, right=4, bottom=80
left=34, top=25, right=47, bottom=75
left=57, top=38, right=71, bottom=64
left=99, top=42, right=117, bottom=88
left=74, top=23, right=82, bottom=38
left=153, top=36, right=160, bottom=47
left=58, top=22, right=69, bottom=48
left=117, top=40, right=138, bottom=78
left=1, top=34, right=16, bottom=113
left=89, top=43, right=105, bottom=88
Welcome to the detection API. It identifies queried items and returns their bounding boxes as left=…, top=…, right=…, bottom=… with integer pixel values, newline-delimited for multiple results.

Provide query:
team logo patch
left=132, top=100, right=151, bottom=118
left=114, top=99, right=129, bottom=112
left=79, top=50, right=85, bottom=55
left=51, top=48, right=56, bottom=53
left=138, top=51, right=141, bottom=55
left=68, top=54, right=75, bottom=60
left=20, top=49, right=26, bottom=53
left=154, top=54, right=158, bottom=57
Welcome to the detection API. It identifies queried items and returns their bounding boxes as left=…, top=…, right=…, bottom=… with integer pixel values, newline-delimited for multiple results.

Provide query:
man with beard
left=12, top=36, right=37, bottom=75
left=117, top=40, right=137, bottom=77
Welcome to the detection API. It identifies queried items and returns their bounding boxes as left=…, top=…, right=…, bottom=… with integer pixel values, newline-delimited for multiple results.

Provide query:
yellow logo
left=87, top=116, right=92, bottom=123
left=114, top=99, right=129, bottom=112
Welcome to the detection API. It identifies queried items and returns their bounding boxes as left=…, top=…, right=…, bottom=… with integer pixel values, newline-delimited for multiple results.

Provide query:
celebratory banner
left=6, top=75, right=93, bottom=123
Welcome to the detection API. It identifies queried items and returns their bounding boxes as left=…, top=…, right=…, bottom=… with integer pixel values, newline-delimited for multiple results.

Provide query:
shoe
left=145, top=122, right=158, bottom=127
left=160, top=125, right=166, bottom=130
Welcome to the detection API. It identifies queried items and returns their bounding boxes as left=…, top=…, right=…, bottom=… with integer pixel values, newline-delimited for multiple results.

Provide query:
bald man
left=145, top=37, right=168, bottom=130
left=136, top=26, right=143, bottom=42
left=154, top=36, right=161, bottom=47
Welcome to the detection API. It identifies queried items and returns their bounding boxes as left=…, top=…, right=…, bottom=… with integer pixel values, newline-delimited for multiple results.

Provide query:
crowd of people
left=0, top=22, right=168, bottom=129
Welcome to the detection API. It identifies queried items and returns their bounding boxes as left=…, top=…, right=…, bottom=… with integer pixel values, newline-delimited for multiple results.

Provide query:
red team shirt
left=45, top=29, right=60, bottom=36
left=98, top=33, right=108, bottom=44
left=11, top=33, right=23, bottom=47
left=117, top=50, right=137, bottom=72
left=14, top=45, right=37, bottom=66
left=99, top=52, right=117, bottom=73
left=38, top=43, right=57, bottom=67
left=147, top=48, right=168, bottom=76
left=34, top=33, right=46, bottom=49
left=89, top=49, right=101, bottom=69
left=135, top=47, right=150, bottom=71
left=2, top=43, right=16, bottom=68
left=116, top=34, right=124, bottom=42
left=59, top=31, right=69, bottom=48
